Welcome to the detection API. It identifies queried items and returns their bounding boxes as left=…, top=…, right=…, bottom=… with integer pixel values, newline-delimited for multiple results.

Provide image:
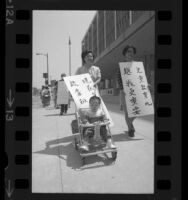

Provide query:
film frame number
left=6, top=110, right=14, bottom=121
left=6, top=89, right=14, bottom=121
left=6, top=0, right=14, bottom=25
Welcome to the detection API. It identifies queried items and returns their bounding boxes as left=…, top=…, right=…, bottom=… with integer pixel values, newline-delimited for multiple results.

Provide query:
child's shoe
left=79, top=143, right=89, bottom=151
left=106, top=138, right=116, bottom=149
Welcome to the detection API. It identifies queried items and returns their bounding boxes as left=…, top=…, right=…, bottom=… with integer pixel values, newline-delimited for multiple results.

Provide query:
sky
left=33, top=10, right=97, bottom=88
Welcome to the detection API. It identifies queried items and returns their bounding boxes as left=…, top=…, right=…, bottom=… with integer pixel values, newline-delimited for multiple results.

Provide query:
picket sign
left=64, top=73, right=114, bottom=126
left=119, top=62, right=154, bottom=118
left=56, top=80, right=69, bottom=105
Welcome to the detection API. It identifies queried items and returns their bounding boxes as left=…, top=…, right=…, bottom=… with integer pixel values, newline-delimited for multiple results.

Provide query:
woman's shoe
left=128, top=123, right=135, bottom=137
left=128, top=129, right=135, bottom=137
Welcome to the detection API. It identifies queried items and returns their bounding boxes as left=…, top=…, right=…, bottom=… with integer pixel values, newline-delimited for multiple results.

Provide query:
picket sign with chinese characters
left=119, top=62, right=154, bottom=118
left=64, top=73, right=114, bottom=126
left=56, top=80, right=69, bottom=105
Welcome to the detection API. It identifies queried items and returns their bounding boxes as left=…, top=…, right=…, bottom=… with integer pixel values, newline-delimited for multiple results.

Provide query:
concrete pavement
left=32, top=96, right=154, bottom=193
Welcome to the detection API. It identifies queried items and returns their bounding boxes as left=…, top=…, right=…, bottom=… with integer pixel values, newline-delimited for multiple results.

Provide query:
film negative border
left=14, top=10, right=31, bottom=196
left=5, top=5, right=32, bottom=200
left=156, top=9, right=173, bottom=197
left=155, top=7, right=181, bottom=200
left=4, top=1, right=182, bottom=200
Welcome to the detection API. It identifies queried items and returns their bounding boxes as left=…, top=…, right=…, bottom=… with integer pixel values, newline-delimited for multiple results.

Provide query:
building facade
left=82, top=11, right=155, bottom=102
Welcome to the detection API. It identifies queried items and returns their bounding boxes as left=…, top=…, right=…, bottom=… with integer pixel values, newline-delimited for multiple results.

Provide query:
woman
left=40, top=85, right=45, bottom=105
left=75, top=51, right=115, bottom=149
left=116, top=45, right=137, bottom=137
left=75, top=50, right=101, bottom=92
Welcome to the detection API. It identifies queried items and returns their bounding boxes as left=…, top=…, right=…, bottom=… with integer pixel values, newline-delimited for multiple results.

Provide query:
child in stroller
left=79, top=95, right=116, bottom=151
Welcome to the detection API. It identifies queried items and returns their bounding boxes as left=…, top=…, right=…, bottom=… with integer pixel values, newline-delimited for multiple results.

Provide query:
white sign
left=56, top=80, right=69, bottom=105
left=119, top=62, right=154, bottom=118
left=64, top=74, right=114, bottom=126
left=64, top=74, right=95, bottom=108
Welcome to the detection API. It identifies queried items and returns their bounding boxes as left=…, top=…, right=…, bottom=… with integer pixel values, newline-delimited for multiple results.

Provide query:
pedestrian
left=68, top=94, right=71, bottom=108
left=57, top=73, right=69, bottom=115
left=52, top=81, right=58, bottom=108
left=75, top=50, right=112, bottom=125
left=116, top=45, right=137, bottom=137
left=41, top=85, right=51, bottom=107
left=75, top=50, right=101, bottom=94
left=119, top=93, right=123, bottom=111
left=40, top=85, right=45, bottom=103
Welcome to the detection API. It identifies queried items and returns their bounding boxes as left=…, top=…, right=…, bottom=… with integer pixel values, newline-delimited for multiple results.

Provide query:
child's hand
left=82, top=119, right=88, bottom=124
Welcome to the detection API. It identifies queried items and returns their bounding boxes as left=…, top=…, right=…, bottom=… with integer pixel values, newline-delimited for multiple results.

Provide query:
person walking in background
left=40, top=85, right=45, bottom=104
left=57, top=73, right=69, bottom=115
left=75, top=50, right=101, bottom=94
left=41, top=85, right=51, bottom=107
left=68, top=94, right=71, bottom=108
left=52, top=81, right=58, bottom=109
left=119, top=92, right=123, bottom=111
left=116, top=45, right=137, bottom=137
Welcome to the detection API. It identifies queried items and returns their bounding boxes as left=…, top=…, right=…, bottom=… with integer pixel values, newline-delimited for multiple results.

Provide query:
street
left=32, top=95, right=154, bottom=193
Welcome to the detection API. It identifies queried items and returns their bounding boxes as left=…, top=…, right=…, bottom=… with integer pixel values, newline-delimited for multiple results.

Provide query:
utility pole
left=69, top=37, right=71, bottom=76
left=46, top=53, right=49, bottom=85
left=36, top=52, right=49, bottom=85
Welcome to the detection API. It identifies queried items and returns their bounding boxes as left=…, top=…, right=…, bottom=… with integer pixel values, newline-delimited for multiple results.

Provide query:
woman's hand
left=103, top=118, right=109, bottom=122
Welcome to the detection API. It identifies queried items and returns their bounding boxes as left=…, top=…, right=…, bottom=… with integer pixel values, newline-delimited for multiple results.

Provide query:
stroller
left=71, top=106, right=117, bottom=166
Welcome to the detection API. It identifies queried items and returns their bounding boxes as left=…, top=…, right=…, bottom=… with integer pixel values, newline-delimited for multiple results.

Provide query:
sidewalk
left=32, top=96, right=154, bottom=193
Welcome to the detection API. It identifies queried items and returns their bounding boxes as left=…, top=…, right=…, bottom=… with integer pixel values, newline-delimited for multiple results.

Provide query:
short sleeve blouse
left=75, top=65, right=101, bottom=82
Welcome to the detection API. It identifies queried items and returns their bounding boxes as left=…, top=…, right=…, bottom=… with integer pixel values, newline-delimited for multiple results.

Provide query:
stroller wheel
left=111, top=151, right=117, bottom=161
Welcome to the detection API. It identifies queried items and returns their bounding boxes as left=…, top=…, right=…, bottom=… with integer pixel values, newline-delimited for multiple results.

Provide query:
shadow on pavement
left=34, top=143, right=81, bottom=169
left=44, top=113, right=61, bottom=117
left=34, top=142, right=115, bottom=170
left=60, top=113, right=76, bottom=116
left=45, top=135, right=74, bottom=146
left=45, top=113, right=75, bottom=117
left=112, top=132, right=144, bottom=142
